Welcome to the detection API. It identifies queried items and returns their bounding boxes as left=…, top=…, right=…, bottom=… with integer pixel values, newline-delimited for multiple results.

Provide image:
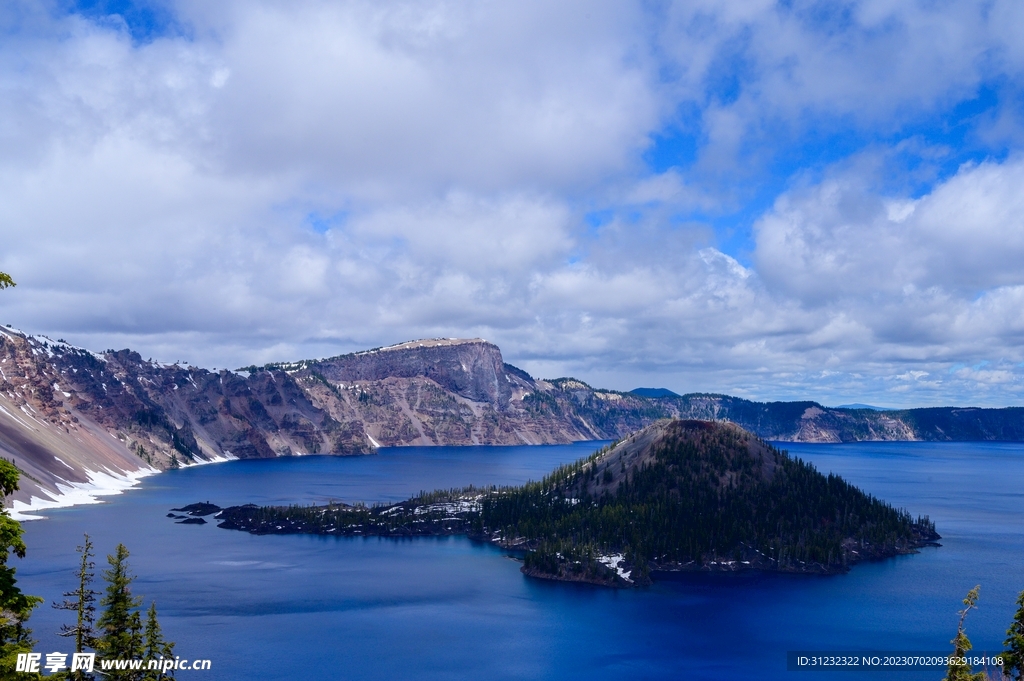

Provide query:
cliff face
left=0, top=328, right=366, bottom=512
left=312, top=339, right=515, bottom=407
left=3, top=326, right=1023, bottom=514
left=270, top=342, right=656, bottom=447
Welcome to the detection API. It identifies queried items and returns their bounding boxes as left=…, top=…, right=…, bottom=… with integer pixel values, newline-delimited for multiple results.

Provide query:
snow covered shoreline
left=8, top=466, right=160, bottom=521
left=6, top=452, right=239, bottom=521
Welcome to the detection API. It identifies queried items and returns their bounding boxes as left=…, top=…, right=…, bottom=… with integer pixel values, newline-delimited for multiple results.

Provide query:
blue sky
left=2, top=0, right=1024, bottom=407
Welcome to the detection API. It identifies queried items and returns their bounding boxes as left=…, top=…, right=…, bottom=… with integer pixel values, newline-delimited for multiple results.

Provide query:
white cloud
left=652, top=0, right=1024, bottom=172
left=754, top=157, right=1024, bottom=313
left=1, top=0, right=1024, bottom=407
left=740, top=157, right=1024, bottom=402
left=177, top=0, right=662, bottom=195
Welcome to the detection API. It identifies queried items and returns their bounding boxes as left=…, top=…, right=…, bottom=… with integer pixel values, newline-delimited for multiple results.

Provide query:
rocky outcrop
left=307, top=339, right=517, bottom=407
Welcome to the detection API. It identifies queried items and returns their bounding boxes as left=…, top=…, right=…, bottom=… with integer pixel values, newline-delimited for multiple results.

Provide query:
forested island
left=189, top=420, right=940, bottom=587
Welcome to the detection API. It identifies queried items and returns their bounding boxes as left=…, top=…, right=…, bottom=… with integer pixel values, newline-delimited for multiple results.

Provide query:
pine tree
left=1004, top=590, right=1024, bottom=681
left=0, top=458, right=42, bottom=678
left=945, top=585, right=986, bottom=681
left=142, top=602, right=174, bottom=680
left=96, top=544, right=144, bottom=680
left=53, top=534, right=99, bottom=681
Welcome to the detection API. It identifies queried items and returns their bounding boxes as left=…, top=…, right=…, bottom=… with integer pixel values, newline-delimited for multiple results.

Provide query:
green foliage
left=308, top=370, right=344, bottom=401
left=945, top=586, right=986, bottom=681
left=523, top=541, right=613, bottom=582
left=481, top=422, right=926, bottom=571
left=549, top=377, right=593, bottom=390
left=170, top=435, right=192, bottom=460
left=1005, top=590, right=1024, bottom=680
left=0, top=460, right=21, bottom=501
left=53, top=534, right=100, bottom=681
left=0, top=459, right=42, bottom=678
left=96, top=545, right=144, bottom=679
left=45, top=541, right=177, bottom=680
left=128, top=404, right=200, bottom=464
left=134, top=444, right=153, bottom=465
left=522, top=391, right=561, bottom=416
left=220, top=487, right=487, bottom=536
left=0, top=272, right=14, bottom=290
left=142, top=603, right=174, bottom=680
left=410, top=486, right=487, bottom=505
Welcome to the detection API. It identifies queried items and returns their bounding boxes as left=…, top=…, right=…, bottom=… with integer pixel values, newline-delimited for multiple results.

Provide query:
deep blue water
left=14, top=441, right=1024, bottom=680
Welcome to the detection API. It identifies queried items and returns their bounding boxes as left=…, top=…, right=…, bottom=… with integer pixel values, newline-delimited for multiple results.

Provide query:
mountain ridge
left=2, top=326, right=1023, bottom=515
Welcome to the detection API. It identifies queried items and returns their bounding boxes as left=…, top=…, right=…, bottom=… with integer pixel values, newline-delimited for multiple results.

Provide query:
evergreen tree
left=141, top=602, right=175, bottom=680
left=945, top=586, right=986, bottom=681
left=53, top=534, right=99, bottom=681
left=0, top=458, right=42, bottom=678
left=474, top=422, right=930, bottom=573
left=1004, top=590, right=1024, bottom=680
left=96, top=544, right=144, bottom=680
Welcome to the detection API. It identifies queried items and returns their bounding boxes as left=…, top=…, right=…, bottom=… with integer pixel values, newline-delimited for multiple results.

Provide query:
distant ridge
left=836, top=403, right=896, bottom=411
left=630, top=387, right=680, bottom=398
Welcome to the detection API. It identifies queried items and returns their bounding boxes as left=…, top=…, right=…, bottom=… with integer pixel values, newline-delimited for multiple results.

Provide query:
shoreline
left=201, top=497, right=942, bottom=588
left=6, top=451, right=240, bottom=521
left=8, top=466, right=160, bottom=521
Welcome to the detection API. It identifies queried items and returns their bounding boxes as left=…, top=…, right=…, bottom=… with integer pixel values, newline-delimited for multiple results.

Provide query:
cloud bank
left=2, top=0, right=1024, bottom=407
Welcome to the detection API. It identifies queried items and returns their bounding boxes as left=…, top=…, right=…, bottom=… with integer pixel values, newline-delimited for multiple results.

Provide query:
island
left=179, top=419, right=941, bottom=587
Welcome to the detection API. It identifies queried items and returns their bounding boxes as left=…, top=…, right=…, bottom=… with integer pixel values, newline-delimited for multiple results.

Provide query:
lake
left=14, top=440, right=1024, bottom=680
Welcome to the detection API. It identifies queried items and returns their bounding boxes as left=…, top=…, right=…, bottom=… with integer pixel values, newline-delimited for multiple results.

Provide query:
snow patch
left=7, top=466, right=159, bottom=521
left=186, top=452, right=239, bottom=466
left=413, top=501, right=481, bottom=515
left=597, top=553, right=633, bottom=582
left=0, top=326, right=26, bottom=338
left=31, top=336, right=55, bottom=357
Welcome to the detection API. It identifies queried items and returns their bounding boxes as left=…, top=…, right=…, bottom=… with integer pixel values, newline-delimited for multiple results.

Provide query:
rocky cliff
left=2, top=326, right=1023, bottom=516
left=263, top=342, right=673, bottom=448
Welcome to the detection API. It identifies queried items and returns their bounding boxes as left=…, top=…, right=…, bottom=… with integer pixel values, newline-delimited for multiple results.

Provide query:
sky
left=2, top=0, right=1024, bottom=407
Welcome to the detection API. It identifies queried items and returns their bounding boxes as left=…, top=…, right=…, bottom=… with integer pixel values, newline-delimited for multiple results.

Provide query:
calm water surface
left=15, top=441, right=1024, bottom=680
